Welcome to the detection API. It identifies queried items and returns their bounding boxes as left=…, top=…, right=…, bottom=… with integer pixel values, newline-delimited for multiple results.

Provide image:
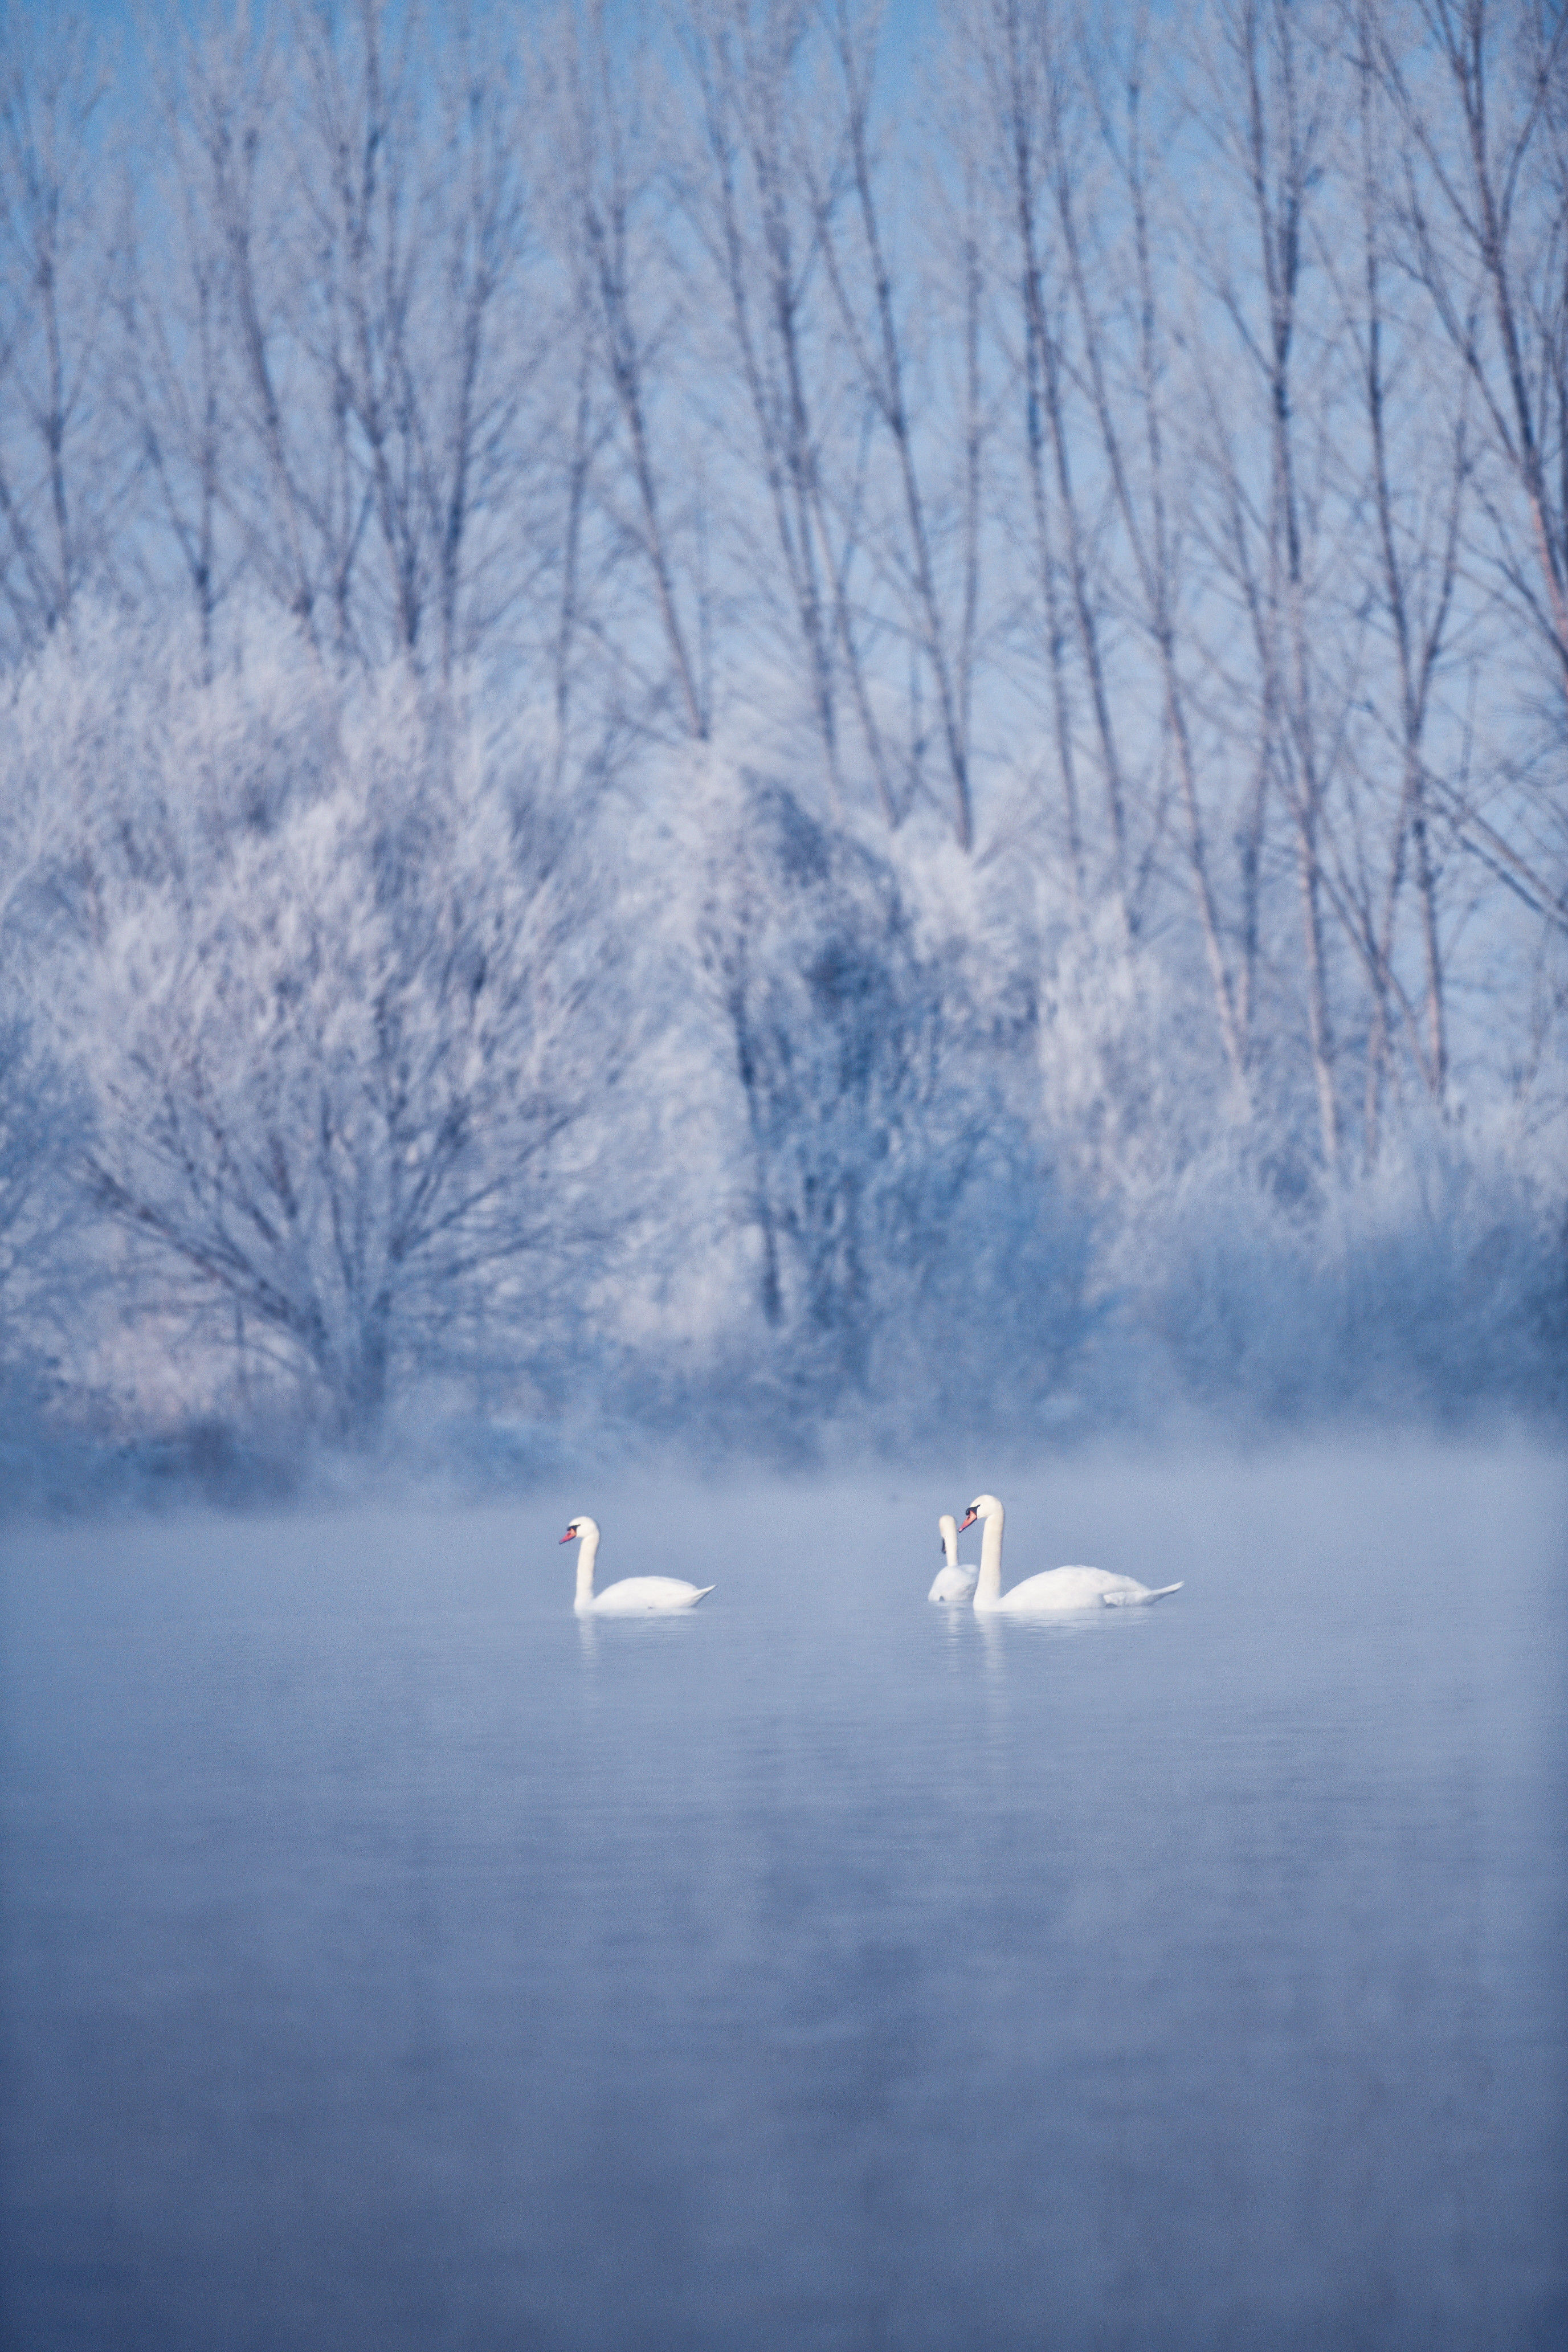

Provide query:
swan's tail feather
left=1142, top=1581, right=1183, bottom=1602
left=693, top=1586, right=716, bottom=1602
left=1101, top=1581, right=1183, bottom=1607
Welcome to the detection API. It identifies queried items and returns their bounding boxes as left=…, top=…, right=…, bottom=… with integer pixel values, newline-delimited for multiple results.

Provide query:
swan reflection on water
left=973, top=1599, right=1150, bottom=1665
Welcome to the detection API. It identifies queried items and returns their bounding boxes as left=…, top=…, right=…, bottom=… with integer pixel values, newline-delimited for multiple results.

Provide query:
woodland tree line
left=1, top=0, right=1564, bottom=1469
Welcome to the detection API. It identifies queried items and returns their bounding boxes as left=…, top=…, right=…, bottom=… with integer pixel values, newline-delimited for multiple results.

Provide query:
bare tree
left=1050, top=0, right=1253, bottom=1080
left=1323, top=15, right=1468, bottom=1153
left=291, top=0, right=530, bottom=679
left=168, top=1, right=355, bottom=652
left=1197, top=0, right=1345, bottom=1166
left=680, top=0, right=872, bottom=809
left=1381, top=0, right=1568, bottom=674
left=1375, top=0, right=1568, bottom=937
left=565, top=0, right=712, bottom=739
left=811, top=0, right=978, bottom=848
left=975, top=0, right=1132, bottom=901
left=117, top=15, right=246, bottom=676
left=0, top=6, right=126, bottom=658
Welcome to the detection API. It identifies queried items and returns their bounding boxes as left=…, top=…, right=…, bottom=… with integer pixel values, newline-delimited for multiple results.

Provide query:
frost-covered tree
left=77, top=669, right=615, bottom=1438
left=695, top=772, right=1096, bottom=1427
left=0, top=1008, right=87, bottom=1377
left=701, top=779, right=956, bottom=1393
left=1, top=0, right=1565, bottom=1460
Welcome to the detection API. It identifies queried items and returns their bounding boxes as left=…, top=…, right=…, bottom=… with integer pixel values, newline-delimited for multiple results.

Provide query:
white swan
left=959, top=1494, right=1182, bottom=1612
left=560, top=1516, right=715, bottom=1615
left=929, top=1512, right=979, bottom=1603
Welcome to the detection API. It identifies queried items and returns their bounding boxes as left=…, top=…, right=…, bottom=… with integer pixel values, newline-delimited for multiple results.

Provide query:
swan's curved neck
left=974, top=1506, right=1004, bottom=1606
left=942, top=1522, right=959, bottom=1570
left=575, top=1526, right=599, bottom=1608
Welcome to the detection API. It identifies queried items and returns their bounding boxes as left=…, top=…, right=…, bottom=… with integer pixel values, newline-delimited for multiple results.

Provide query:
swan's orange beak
left=959, top=1508, right=978, bottom=1533
left=560, top=1529, right=577, bottom=1544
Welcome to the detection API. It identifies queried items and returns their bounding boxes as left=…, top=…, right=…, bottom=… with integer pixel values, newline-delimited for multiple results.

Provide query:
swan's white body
left=560, top=1516, right=714, bottom=1615
left=959, top=1494, right=1182, bottom=1613
left=929, top=1513, right=979, bottom=1603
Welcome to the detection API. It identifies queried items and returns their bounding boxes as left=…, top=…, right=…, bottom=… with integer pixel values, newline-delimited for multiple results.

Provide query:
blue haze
left=3, top=1442, right=1564, bottom=2349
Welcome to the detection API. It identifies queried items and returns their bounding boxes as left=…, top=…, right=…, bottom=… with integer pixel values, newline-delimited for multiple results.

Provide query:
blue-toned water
left=2, top=1443, right=1565, bottom=2350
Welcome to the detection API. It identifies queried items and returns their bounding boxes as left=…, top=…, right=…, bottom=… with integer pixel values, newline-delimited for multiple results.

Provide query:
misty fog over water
left=3, top=1442, right=1564, bottom=2350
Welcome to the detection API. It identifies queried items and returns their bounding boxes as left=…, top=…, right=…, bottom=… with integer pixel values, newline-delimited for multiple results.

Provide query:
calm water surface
left=2, top=1443, right=1565, bottom=2350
